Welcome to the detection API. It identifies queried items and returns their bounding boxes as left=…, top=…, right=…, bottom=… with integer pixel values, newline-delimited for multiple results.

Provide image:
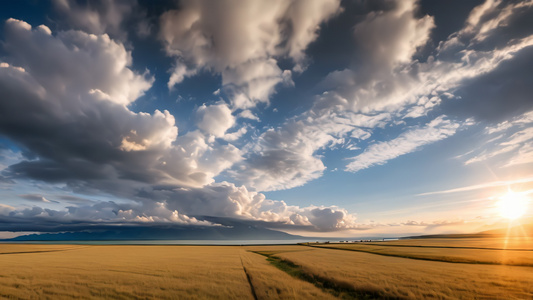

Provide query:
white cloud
left=315, top=0, right=435, bottom=114
left=0, top=20, right=241, bottom=191
left=458, top=0, right=532, bottom=43
left=159, top=0, right=341, bottom=109
left=501, top=127, right=533, bottom=146
left=353, top=0, right=434, bottom=67
left=156, top=181, right=358, bottom=231
left=466, top=110, right=533, bottom=166
left=417, top=176, right=533, bottom=196
left=223, top=127, right=248, bottom=142
left=505, top=142, right=533, bottom=167
left=196, top=103, right=235, bottom=137
left=238, top=110, right=260, bottom=122
left=346, top=116, right=469, bottom=172
left=3, top=18, right=153, bottom=106
left=228, top=0, right=533, bottom=192
left=465, top=144, right=520, bottom=165
left=317, top=0, right=533, bottom=117
left=1, top=200, right=217, bottom=227
left=234, top=111, right=390, bottom=191
left=485, top=111, right=533, bottom=134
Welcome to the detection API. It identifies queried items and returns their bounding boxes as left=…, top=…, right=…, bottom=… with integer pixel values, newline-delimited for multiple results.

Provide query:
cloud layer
left=0, top=0, right=532, bottom=236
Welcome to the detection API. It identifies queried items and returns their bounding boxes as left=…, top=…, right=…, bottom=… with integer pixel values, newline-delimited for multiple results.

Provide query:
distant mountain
left=4, top=224, right=303, bottom=241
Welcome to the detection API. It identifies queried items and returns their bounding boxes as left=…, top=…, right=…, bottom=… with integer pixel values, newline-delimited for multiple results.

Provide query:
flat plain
left=0, top=237, right=532, bottom=299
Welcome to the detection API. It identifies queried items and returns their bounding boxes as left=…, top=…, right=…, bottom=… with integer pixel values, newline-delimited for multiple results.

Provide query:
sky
left=0, top=0, right=532, bottom=239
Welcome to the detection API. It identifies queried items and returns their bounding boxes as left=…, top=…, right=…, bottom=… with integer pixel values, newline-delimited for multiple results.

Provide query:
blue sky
left=0, top=0, right=532, bottom=238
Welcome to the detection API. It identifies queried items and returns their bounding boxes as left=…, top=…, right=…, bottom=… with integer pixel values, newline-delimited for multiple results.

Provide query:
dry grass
left=261, top=244, right=533, bottom=299
left=313, top=242, right=533, bottom=266
left=0, top=245, right=255, bottom=299
left=239, top=249, right=335, bottom=299
left=0, top=244, right=331, bottom=299
left=1, top=238, right=532, bottom=299
left=368, top=237, right=533, bottom=250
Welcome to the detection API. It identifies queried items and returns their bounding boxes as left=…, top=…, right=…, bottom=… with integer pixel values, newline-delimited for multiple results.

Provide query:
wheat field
left=0, top=237, right=532, bottom=299
left=311, top=242, right=533, bottom=266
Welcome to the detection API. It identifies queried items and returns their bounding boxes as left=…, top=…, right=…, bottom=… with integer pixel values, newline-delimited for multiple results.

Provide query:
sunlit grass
left=249, top=241, right=533, bottom=299
left=1, top=238, right=532, bottom=299
left=0, top=245, right=328, bottom=299
left=313, top=241, right=533, bottom=266
left=0, top=245, right=254, bottom=299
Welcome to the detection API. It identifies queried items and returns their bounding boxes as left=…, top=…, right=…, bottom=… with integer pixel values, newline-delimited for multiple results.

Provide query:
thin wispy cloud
left=418, top=176, right=533, bottom=196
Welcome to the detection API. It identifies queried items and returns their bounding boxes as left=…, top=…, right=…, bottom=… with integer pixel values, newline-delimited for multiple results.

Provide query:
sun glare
left=497, top=191, right=530, bottom=220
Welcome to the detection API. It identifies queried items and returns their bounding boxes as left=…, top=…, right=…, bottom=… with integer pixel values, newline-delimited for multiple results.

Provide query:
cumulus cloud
left=0, top=200, right=218, bottom=231
left=2, top=19, right=152, bottom=106
left=1, top=19, right=359, bottom=233
left=316, top=0, right=533, bottom=118
left=159, top=0, right=341, bottom=108
left=235, top=0, right=533, bottom=191
left=346, top=116, right=471, bottom=172
left=1, top=178, right=360, bottom=232
left=233, top=111, right=390, bottom=191
left=315, top=0, right=435, bottom=113
left=0, top=19, right=242, bottom=190
left=196, top=103, right=235, bottom=137
left=135, top=181, right=357, bottom=231
left=229, top=0, right=437, bottom=191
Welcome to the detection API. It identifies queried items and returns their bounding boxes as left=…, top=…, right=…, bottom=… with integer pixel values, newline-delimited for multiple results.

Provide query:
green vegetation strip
left=306, top=244, right=533, bottom=267
left=250, top=251, right=402, bottom=300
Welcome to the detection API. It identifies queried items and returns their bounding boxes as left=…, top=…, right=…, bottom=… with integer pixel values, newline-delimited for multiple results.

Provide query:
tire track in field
left=249, top=250, right=402, bottom=300
left=240, top=256, right=258, bottom=300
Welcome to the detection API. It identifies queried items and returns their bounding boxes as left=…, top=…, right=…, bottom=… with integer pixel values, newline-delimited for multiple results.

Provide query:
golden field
left=311, top=241, right=533, bottom=266
left=0, top=237, right=532, bottom=299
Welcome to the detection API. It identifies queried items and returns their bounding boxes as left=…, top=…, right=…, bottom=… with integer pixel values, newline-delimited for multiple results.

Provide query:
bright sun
left=497, top=191, right=530, bottom=220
